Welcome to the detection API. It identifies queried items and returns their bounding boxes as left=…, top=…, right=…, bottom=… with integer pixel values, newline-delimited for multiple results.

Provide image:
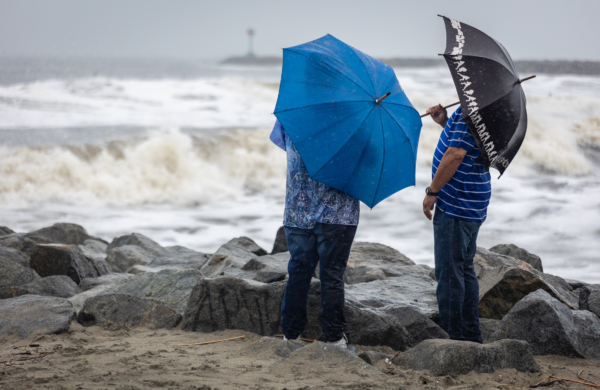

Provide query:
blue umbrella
left=274, top=34, right=422, bottom=208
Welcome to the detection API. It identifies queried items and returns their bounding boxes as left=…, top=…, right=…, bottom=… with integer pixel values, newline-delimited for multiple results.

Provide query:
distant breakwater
left=221, top=55, right=600, bottom=76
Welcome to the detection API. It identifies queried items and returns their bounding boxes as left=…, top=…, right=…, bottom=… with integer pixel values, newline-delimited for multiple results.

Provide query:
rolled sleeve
left=446, top=111, right=474, bottom=153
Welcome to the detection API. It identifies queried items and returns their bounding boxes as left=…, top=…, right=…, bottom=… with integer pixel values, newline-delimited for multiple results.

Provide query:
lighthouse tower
left=247, top=28, right=255, bottom=57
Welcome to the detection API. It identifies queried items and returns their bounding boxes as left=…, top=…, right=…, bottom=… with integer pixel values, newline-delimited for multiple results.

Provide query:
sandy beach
left=1, top=325, right=599, bottom=390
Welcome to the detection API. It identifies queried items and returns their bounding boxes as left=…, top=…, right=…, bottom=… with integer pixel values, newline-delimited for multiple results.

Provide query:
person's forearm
left=430, top=150, right=465, bottom=192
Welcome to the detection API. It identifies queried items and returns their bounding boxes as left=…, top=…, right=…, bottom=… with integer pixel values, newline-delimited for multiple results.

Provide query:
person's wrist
left=425, top=186, right=439, bottom=196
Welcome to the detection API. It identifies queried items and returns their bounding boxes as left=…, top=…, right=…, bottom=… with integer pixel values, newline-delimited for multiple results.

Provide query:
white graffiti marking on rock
left=449, top=19, right=499, bottom=163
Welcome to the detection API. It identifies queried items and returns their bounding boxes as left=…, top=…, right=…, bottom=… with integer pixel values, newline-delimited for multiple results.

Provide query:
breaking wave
left=0, top=119, right=598, bottom=206
left=0, top=128, right=286, bottom=206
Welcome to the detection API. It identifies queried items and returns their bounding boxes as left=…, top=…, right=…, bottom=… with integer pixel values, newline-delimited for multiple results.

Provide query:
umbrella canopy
left=440, top=15, right=531, bottom=175
left=274, top=34, right=422, bottom=208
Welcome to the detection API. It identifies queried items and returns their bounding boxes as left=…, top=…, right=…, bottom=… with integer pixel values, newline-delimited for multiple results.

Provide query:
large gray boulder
left=108, top=269, right=203, bottom=314
left=0, top=295, right=76, bottom=339
left=147, top=245, right=210, bottom=270
left=343, top=242, right=415, bottom=285
left=67, top=274, right=134, bottom=313
left=0, top=245, right=30, bottom=268
left=106, top=233, right=210, bottom=273
left=270, top=227, right=288, bottom=255
left=1, top=275, right=80, bottom=299
left=182, top=277, right=284, bottom=336
left=78, top=273, right=132, bottom=292
left=491, top=289, right=600, bottom=360
left=489, top=243, right=543, bottom=272
left=345, top=271, right=439, bottom=320
left=78, top=294, right=182, bottom=330
left=580, top=285, right=600, bottom=318
left=30, top=244, right=103, bottom=284
left=106, top=233, right=168, bottom=272
left=0, top=257, right=41, bottom=287
left=182, top=277, right=447, bottom=351
left=392, top=339, right=539, bottom=376
left=0, top=234, right=40, bottom=258
left=25, top=223, right=105, bottom=246
left=0, top=226, right=15, bottom=236
left=241, top=252, right=290, bottom=283
left=200, top=237, right=268, bottom=278
left=475, top=247, right=578, bottom=319
left=68, top=284, right=119, bottom=315
left=346, top=305, right=448, bottom=351
left=78, top=239, right=111, bottom=275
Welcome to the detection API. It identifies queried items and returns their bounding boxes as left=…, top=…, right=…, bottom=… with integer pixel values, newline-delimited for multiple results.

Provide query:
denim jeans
left=281, top=223, right=357, bottom=342
left=433, top=207, right=483, bottom=343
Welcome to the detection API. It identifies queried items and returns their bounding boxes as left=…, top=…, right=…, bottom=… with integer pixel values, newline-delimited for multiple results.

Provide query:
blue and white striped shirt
left=432, top=107, right=491, bottom=222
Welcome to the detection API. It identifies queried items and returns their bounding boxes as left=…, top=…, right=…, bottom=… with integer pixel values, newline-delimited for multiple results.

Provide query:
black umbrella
left=426, top=15, right=535, bottom=175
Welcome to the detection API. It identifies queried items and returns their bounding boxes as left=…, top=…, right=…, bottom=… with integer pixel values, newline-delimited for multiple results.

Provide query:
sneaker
left=283, top=334, right=300, bottom=341
left=327, top=333, right=356, bottom=352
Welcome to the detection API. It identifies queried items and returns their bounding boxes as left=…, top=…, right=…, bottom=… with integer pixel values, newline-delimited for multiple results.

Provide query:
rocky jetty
left=0, top=221, right=599, bottom=375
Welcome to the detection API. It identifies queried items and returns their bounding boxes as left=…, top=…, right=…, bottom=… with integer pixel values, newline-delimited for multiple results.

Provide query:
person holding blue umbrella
left=270, top=35, right=422, bottom=348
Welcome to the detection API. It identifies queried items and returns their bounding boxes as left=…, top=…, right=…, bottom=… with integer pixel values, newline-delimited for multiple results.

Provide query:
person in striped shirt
left=422, top=104, right=492, bottom=343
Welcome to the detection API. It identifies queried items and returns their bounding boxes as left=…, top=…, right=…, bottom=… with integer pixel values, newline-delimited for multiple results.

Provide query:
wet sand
left=1, top=325, right=600, bottom=389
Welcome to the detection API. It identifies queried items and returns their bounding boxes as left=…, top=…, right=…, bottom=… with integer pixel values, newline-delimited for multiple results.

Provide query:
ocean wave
left=0, top=128, right=286, bottom=206
left=0, top=71, right=599, bottom=206
left=0, top=122, right=597, bottom=207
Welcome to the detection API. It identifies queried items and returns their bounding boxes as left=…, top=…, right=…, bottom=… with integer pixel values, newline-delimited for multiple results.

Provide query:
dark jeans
left=433, top=207, right=483, bottom=343
left=281, top=223, right=357, bottom=342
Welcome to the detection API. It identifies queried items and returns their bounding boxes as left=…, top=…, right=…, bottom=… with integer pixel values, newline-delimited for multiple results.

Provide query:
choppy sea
left=1, top=58, right=599, bottom=282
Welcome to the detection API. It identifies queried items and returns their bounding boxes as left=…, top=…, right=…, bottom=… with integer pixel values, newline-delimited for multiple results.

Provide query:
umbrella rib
left=381, top=101, right=421, bottom=111
left=285, top=48, right=375, bottom=99
left=281, top=80, right=366, bottom=95
left=353, top=49, right=377, bottom=97
left=274, top=100, right=373, bottom=114
left=380, top=105, right=416, bottom=165
left=310, top=106, right=376, bottom=180
left=381, top=76, right=398, bottom=96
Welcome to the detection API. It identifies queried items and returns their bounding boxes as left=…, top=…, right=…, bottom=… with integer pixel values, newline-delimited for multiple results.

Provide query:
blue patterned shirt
left=270, top=120, right=360, bottom=229
left=432, top=107, right=492, bottom=222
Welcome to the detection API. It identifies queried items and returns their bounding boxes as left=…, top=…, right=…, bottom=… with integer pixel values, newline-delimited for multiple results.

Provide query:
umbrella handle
left=518, top=75, right=536, bottom=83
left=376, top=92, right=391, bottom=104
left=420, top=101, right=460, bottom=118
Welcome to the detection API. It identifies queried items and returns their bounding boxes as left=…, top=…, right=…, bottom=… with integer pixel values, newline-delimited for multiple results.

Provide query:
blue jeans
left=281, top=223, right=357, bottom=342
left=433, top=207, right=483, bottom=343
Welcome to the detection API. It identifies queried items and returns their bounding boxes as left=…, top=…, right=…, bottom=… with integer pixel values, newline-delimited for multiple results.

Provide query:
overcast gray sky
left=1, top=0, right=599, bottom=60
